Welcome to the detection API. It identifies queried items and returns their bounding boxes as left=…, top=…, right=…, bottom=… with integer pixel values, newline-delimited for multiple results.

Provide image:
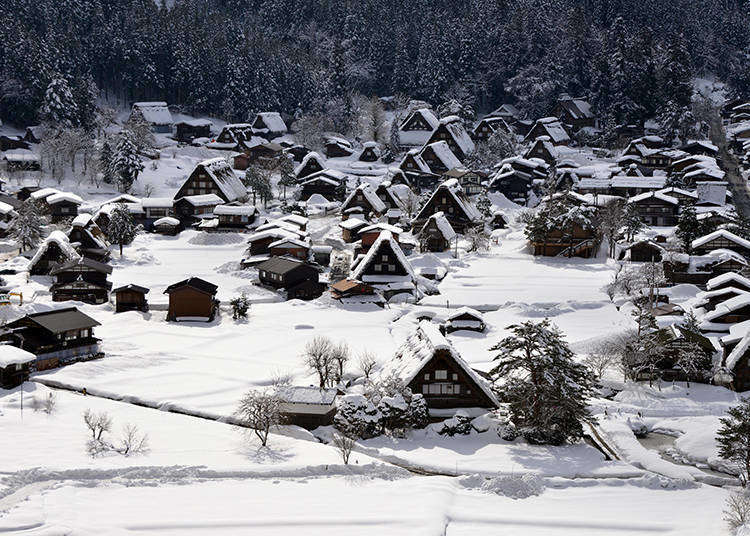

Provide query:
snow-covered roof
left=278, top=214, right=308, bottom=227
left=421, top=211, right=456, bottom=241
left=685, top=167, right=725, bottom=180
left=421, top=141, right=463, bottom=172
left=99, top=194, right=141, bottom=207
left=178, top=194, right=224, bottom=207
left=339, top=218, right=368, bottom=231
left=707, top=272, right=750, bottom=291
left=400, top=108, right=439, bottom=131
left=415, top=179, right=482, bottom=223
left=342, top=183, right=387, bottom=214
left=29, top=231, right=79, bottom=269
left=47, top=192, right=83, bottom=206
left=269, top=237, right=311, bottom=249
left=141, top=197, right=174, bottom=208
left=153, top=217, right=180, bottom=226
left=360, top=223, right=403, bottom=235
left=30, top=187, right=61, bottom=200
left=132, top=102, right=173, bottom=126
left=703, top=293, right=750, bottom=323
left=439, top=117, right=475, bottom=155
left=253, top=112, right=287, bottom=133
left=692, top=230, right=750, bottom=251
left=276, top=385, right=337, bottom=405
left=294, top=152, right=326, bottom=177
left=446, top=306, right=484, bottom=322
left=350, top=230, right=415, bottom=282
left=0, top=201, right=15, bottom=216
left=213, top=205, right=256, bottom=216
left=530, top=118, right=570, bottom=144
left=626, top=191, right=679, bottom=205
left=196, top=157, right=247, bottom=202
left=0, top=344, right=35, bottom=367
left=380, top=321, right=499, bottom=407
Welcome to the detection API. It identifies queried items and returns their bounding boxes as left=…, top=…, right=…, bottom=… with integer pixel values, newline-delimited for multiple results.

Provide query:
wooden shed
left=113, top=284, right=150, bottom=313
left=164, top=277, right=219, bottom=322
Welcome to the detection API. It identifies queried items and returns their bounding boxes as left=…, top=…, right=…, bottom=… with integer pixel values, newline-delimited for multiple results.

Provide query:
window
left=65, top=331, right=77, bottom=341
left=374, top=264, right=382, bottom=272
left=452, top=373, right=458, bottom=380
left=388, top=264, right=395, bottom=271
left=381, top=255, right=388, bottom=262
left=424, top=373, right=430, bottom=380
left=435, top=370, right=448, bottom=380
left=422, top=384, right=429, bottom=394
left=428, top=384, right=441, bottom=394
left=448, top=207, right=454, bottom=214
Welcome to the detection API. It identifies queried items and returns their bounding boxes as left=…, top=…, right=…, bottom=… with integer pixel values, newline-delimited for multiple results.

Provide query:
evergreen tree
left=476, top=191, right=493, bottom=219
left=675, top=203, right=704, bottom=253
left=717, top=398, right=750, bottom=486
left=40, top=77, right=78, bottom=128
left=623, top=203, right=644, bottom=241
left=107, top=203, right=139, bottom=256
left=489, top=319, right=597, bottom=445
left=245, top=166, right=273, bottom=207
left=10, top=199, right=43, bottom=252
left=277, top=155, right=296, bottom=201
left=111, top=131, right=143, bottom=193
left=99, top=138, right=116, bottom=185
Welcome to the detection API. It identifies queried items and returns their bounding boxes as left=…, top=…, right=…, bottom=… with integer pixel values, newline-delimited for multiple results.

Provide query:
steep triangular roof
left=350, top=231, right=415, bottom=281
left=414, top=179, right=482, bottom=224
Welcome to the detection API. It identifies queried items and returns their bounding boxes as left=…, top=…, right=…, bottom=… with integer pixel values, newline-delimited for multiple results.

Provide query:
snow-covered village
left=5, top=1, right=750, bottom=534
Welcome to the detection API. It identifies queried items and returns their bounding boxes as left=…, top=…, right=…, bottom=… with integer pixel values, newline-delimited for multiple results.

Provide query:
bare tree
left=584, top=341, right=619, bottom=379
left=357, top=351, right=377, bottom=382
left=39, top=392, right=57, bottom=415
left=332, top=432, right=356, bottom=464
left=236, top=389, right=282, bottom=447
left=118, top=423, right=150, bottom=456
left=636, top=262, right=667, bottom=309
left=724, top=492, right=750, bottom=531
left=676, top=342, right=707, bottom=389
left=303, top=336, right=334, bottom=388
left=331, top=341, right=350, bottom=384
left=598, top=199, right=625, bottom=258
left=83, top=409, right=112, bottom=441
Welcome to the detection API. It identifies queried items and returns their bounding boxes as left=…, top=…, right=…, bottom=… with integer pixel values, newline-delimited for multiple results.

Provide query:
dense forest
left=1, top=0, right=749, bottom=128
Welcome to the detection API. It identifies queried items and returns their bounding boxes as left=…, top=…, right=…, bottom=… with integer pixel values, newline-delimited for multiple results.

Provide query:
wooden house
left=153, top=217, right=181, bottom=235
left=297, top=170, right=344, bottom=201
left=139, top=197, right=174, bottom=227
left=174, top=157, right=247, bottom=203
left=523, top=136, right=558, bottom=165
left=28, top=231, right=80, bottom=276
left=680, top=140, right=719, bottom=157
left=692, top=230, right=750, bottom=258
left=164, top=277, right=219, bottom=322
left=0, top=136, right=29, bottom=151
left=472, top=117, right=513, bottom=142
left=251, top=112, right=287, bottom=139
left=0, top=345, right=36, bottom=388
left=358, top=223, right=403, bottom=251
left=701, top=293, right=750, bottom=331
left=268, top=237, right=311, bottom=261
left=286, top=144, right=310, bottom=162
left=649, top=324, right=715, bottom=382
left=113, top=284, right=149, bottom=313
left=621, top=240, right=665, bottom=262
left=523, top=117, right=570, bottom=145
left=235, top=142, right=284, bottom=170
left=0, top=307, right=102, bottom=371
left=442, top=168, right=483, bottom=195
left=379, top=322, right=499, bottom=417
left=642, top=149, right=688, bottom=170
left=444, top=307, right=486, bottom=333
left=174, top=119, right=212, bottom=143
left=419, top=212, right=456, bottom=252
left=341, top=184, right=387, bottom=218
left=257, top=257, right=321, bottom=300
left=245, top=225, right=308, bottom=257
left=174, top=194, right=223, bottom=222
left=0, top=200, right=16, bottom=238
left=276, top=385, right=338, bottom=429
left=213, top=205, right=257, bottom=229
left=350, top=231, right=417, bottom=299
left=374, top=181, right=405, bottom=211
left=359, top=142, right=381, bottom=162
left=294, top=152, right=326, bottom=180
left=626, top=191, right=680, bottom=226
left=3, top=151, right=40, bottom=171
left=130, top=102, right=173, bottom=133
left=531, top=222, right=599, bottom=258
left=486, top=103, right=521, bottom=122
left=339, top=218, right=369, bottom=243
left=50, top=257, right=112, bottom=305
left=67, top=216, right=110, bottom=262
left=398, top=108, right=439, bottom=147
left=47, top=192, right=82, bottom=222
left=553, top=97, right=595, bottom=131
left=329, top=279, right=381, bottom=303
left=717, top=325, right=750, bottom=391
left=425, top=116, right=475, bottom=162
left=213, top=123, right=254, bottom=147
left=412, top=179, right=482, bottom=233
left=695, top=287, right=749, bottom=313
left=324, top=136, right=354, bottom=158
left=490, top=210, right=508, bottom=230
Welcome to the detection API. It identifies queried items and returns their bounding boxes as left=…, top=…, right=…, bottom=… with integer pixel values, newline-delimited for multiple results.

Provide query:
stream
left=636, top=432, right=735, bottom=483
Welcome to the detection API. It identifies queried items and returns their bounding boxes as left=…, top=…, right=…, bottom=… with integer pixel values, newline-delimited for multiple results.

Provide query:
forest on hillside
left=1, top=0, right=749, bottom=129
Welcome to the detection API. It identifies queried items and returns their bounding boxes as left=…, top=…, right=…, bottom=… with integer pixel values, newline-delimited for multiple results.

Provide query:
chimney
left=696, top=181, right=727, bottom=206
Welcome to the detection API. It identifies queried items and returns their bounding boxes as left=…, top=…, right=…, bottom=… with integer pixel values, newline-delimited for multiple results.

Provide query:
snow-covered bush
left=334, top=394, right=381, bottom=439
left=470, top=414, right=494, bottom=433
left=438, top=410, right=473, bottom=436
left=409, top=394, right=429, bottom=429
left=480, top=473, right=545, bottom=499
left=230, top=293, right=250, bottom=320
left=498, top=422, right=518, bottom=441
left=378, top=394, right=409, bottom=437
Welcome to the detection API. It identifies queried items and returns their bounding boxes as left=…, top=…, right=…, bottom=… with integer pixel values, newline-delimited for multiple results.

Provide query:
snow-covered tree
left=334, top=394, right=381, bottom=439
left=230, top=293, right=250, bottom=320
left=408, top=394, right=429, bottom=429
left=10, top=199, right=43, bottom=252
left=40, top=77, right=78, bottom=128
left=377, top=394, right=410, bottom=437
left=622, top=203, right=644, bottom=242
left=597, top=199, right=625, bottom=258
left=676, top=203, right=705, bottom=254
left=98, top=137, right=116, bottom=185
left=717, top=398, right=750, bottom=486
left=245, top=165, right=273, bottom=207
left=107, top=203, right=139, bottom=256
left=277, top=154, right=296, bottom=201
left=489, top=319, right=596, bottom=445
left=112, top=131, right=143, bottom=193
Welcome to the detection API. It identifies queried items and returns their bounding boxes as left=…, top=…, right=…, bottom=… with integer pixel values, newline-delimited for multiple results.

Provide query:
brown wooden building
left=28, top=231, right=80, bottom=276
left=0, top=345, right=36, bottom=389
left=412, top=179, right=482, bottom=233
left=113, top=284, right=149, bottom=313
left=175, top=120, right=212, bottom=143
left=0, top=307, right=102, bottom=371
left=174, top=157, right=247, bottom=203
left=419, top=212, right=456, bottom=252
left=164, top=277, right=219, bottom=322
left=50, top=257, right=113, bottom=305
left=256, top=257, right=321, bottom=300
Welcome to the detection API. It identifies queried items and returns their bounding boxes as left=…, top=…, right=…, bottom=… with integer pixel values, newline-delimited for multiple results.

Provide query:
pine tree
left=277, top=155, right=296, bottom=201
left=476, top=191, right=492, bottom=219
left=717, top=398, right=750, bottom=486
left=99, top=138, right=116, bottom=185
left=675, top=203, right=704, bottom=253
left=107, top=203, right=138, bottom=256
left=111, top=131, right=143, bottom=193
left=623, top=203, right=644, bottom=242
left=489, top=319, right=597, bottom=445
left=40, top=77, right=78, bottom=128
left=10, top=199, right=43, bottom=252
left=245, top=166, right=273, bottom=207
